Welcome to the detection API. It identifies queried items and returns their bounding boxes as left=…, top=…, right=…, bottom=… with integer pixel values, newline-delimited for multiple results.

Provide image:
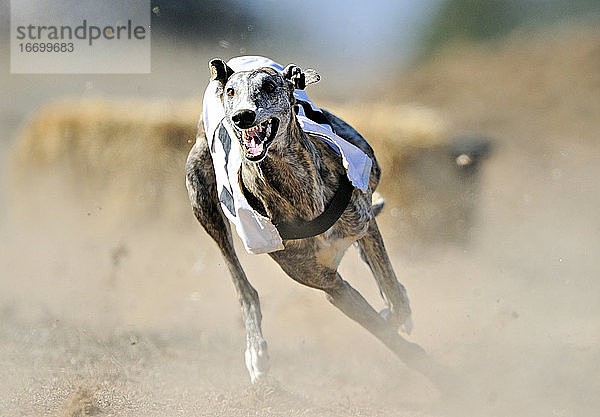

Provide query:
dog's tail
left=371, top=192, right=385, bottom=217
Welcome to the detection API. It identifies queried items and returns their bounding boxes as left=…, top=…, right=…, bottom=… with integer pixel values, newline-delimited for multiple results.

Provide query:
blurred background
left=0, top=1, right=599, bottom=416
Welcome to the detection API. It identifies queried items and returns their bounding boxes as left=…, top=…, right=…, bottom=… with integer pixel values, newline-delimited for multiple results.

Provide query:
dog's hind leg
left=358, top=218, right=413, bottom=334
left=186, top=139, right=269, bottom=383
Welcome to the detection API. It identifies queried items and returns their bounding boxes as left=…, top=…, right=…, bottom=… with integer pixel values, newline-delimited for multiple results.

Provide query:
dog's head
left=209, top=59, right=319, bottom=162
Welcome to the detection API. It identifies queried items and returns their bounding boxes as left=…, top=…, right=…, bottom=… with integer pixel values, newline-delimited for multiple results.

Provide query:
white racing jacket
left=203, top=56, right=372, bottom=254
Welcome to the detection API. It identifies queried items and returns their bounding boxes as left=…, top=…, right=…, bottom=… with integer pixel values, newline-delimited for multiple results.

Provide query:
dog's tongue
left=247, top=138, right=262, bottom=156
left=246, top=131, right=263, bottom=156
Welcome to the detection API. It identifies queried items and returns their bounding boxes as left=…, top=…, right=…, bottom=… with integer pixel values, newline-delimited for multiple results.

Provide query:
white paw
left=245, top=340, right=270, bottom=384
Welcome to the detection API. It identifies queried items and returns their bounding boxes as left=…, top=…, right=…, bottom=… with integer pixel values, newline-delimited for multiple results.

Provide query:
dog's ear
left=283, top=64, right=320, bottom=90
left=303, top=69, right=320, bottom=86
left=209, top=58, right=234, bottom=85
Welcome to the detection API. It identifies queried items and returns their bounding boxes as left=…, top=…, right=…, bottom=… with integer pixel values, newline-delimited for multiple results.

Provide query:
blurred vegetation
left=418, top=0, right=600, bottom=59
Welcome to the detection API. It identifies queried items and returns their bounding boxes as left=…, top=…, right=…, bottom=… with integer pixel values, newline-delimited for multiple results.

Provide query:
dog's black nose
left=232, top=109, right=256, bottom=129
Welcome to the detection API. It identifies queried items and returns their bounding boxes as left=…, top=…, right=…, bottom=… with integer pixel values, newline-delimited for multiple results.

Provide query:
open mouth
left=236, top=118, right=279, bottom=161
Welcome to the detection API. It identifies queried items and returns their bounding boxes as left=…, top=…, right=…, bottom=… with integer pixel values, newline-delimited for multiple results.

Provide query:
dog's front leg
left=323, top=274, right=450, bottom=386
left=358, top=218, right=413, bottom=334
left=270, top=251, right=451, bottom=387
left=222, top=251, right=270, bottom=383
left=186, top=139, right=269, bottom=383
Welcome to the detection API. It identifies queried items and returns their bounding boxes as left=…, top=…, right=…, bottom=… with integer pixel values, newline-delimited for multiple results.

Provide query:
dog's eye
left=262, top=81, right=276, bottom=94
left=226, top=88, right=235, bottom=97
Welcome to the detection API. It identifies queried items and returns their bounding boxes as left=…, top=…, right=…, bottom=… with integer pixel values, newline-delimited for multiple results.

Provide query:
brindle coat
left=186, top=59, right=441, bottom=384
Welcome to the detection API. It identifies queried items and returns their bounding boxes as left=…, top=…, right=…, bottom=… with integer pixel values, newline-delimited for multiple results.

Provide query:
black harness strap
left=274, top=174, right=354, bottom=240
left=239, top=170, right=355, bottom=240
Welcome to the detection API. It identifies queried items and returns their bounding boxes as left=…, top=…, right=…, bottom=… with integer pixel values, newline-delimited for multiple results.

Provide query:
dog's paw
left=245, top=339, right=270, bottom=384
left=379, top=306, right=413, bottom=335
left=400, top=315, right=414, bottom=335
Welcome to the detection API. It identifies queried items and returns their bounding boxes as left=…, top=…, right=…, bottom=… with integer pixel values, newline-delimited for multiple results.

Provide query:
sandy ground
left=1, top=25, right=599, bottom=417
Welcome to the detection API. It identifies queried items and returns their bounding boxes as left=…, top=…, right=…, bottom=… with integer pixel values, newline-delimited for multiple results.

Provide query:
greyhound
left=186, top=58, right=440, bottom=384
